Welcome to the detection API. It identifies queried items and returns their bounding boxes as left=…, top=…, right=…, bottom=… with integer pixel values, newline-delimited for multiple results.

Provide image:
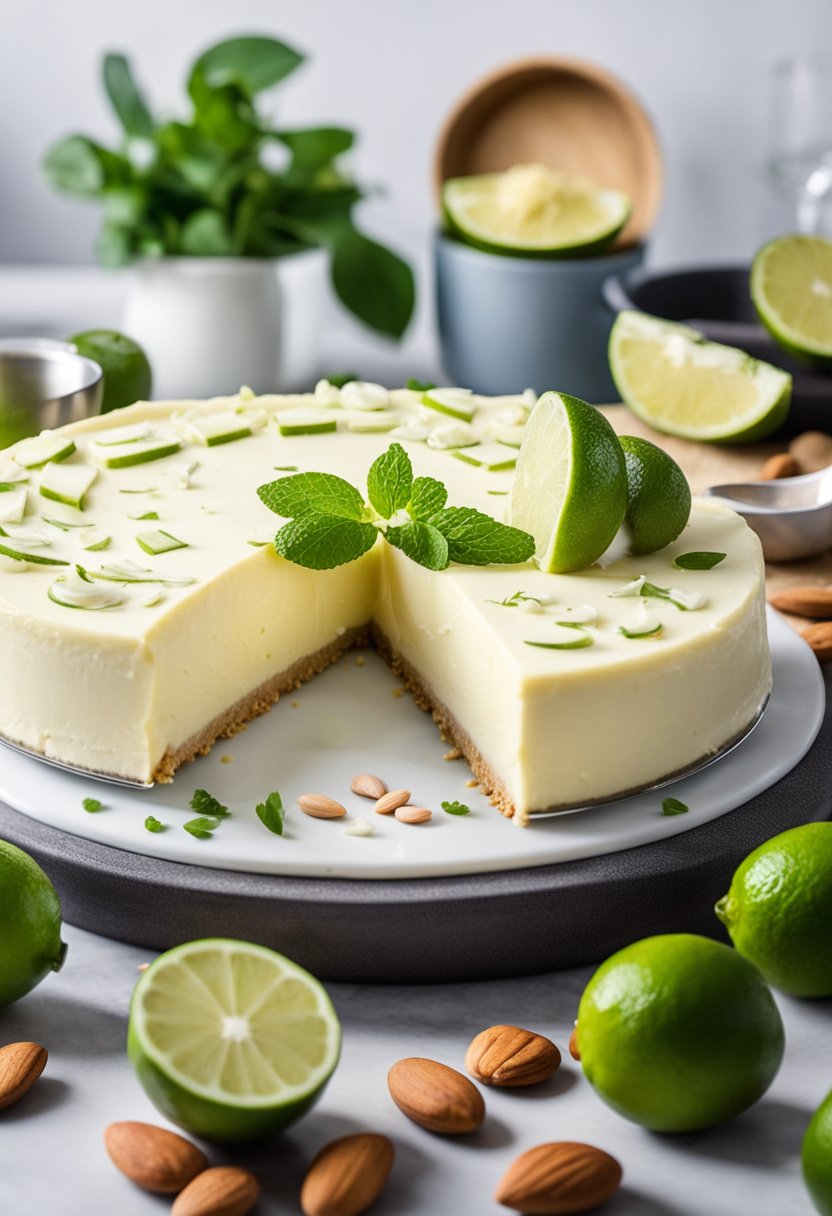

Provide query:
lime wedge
left=127, top=938, right=341, bottom=1142
left=136, top=529, right=188, bottom=555
left=510, top=391, right=628, bottom=573
left=609, top=311, right=792, bottom=442
left=13, top=434, right=76, bottom=469
left=619, top=435, right=691, bottom=555
left=751, top=234, right=832, bottom=364
left=98, top=438, right=182, bottom=469
left=276, top=409, right=337, bottom=437
left=39, top=462, right=97, bottom=509
left=443, top=164, right=631, bottom=258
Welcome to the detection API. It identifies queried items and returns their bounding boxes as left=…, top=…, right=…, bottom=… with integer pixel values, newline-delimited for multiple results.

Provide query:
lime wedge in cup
left=751, top=234, right=832, bottom=365
left=609, top=310, right=792, bottom=442
left=128, top=938, right=341, bottom=1142
left=443, top=164, right=631, bottom=258
left=510, top=391, right=628, bottom=573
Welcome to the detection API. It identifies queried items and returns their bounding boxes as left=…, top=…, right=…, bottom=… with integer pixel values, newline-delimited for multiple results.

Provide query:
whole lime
left=0, top=839, right=66, bottom=1006
left=576, top=933, right=784, bottom=1132
left=68, top=329, right=152, bottom=413
left=716, top=822, right=832, bottom=997
left=619, top=434, right=691, bottom=554
left=804, top=1088, right=832, bottom=1215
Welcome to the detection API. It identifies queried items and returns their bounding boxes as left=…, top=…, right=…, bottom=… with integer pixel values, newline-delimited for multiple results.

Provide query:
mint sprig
left=258, top=443, right=534, bottom=573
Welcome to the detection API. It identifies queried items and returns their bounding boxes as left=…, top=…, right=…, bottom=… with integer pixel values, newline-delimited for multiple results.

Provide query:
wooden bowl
left=434, top=56, right=663, bottom=250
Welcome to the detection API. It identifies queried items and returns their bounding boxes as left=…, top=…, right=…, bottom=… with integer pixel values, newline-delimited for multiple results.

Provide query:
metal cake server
left=704, top=466, right=832, bottom=561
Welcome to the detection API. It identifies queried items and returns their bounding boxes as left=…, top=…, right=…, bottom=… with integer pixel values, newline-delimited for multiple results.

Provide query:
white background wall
left=0, top=0, right=830, bottom=271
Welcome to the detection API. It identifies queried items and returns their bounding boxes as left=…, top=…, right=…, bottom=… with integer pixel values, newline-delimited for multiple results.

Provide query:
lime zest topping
left=620, top=622, right=664, bottom=639
left=99, top=438, right=182, bottom=469
left=42, top=513, right=86, bottom=531
left=39, top=462, right=98, bottom=510
left=136, top=529, right=189, bottom=556
left=452, top=443, right=517, bottom=471
left=13, top=435, right=77, bottom=469
left=426, top=422, right=477, bottom=450
left=144, top=815, right=165, bottom=833
left=487, top=590, right=546, bottom=608
left=442, top=800, right=471, bottom=816
left=422, top=387, right=476, bottom=422
left=609, top=576, right=705, bottom=611
left=525, top=623, right=594, bottom=650
left=275, top=408, right=338, bottom=436
left=609, top=575, right=646, bottom=598
left=48, top=570, right=123, bottom=608
left=82, top=797, right=104, bottom=813
left=80, top=527, right=111, bottom=552
left=0, top=523, right=50, bottom=547
left=91, top=422, right=154, bottom=447
left=0, top=486, right=29, bottom=525
left=180, top=411, right=258, bottom=446
left=662, top=797, right=689, bottom=816
left=345, top=412, right=400, bottom=434
left=128, top=510, right=160, bottom=521
left=91, top=558, right=195, bottom=586
left=255, top=791, right=284, bottom=836
left=674, top=551, right=727, bottom=571
left=1, top=540, right=69, bottom=567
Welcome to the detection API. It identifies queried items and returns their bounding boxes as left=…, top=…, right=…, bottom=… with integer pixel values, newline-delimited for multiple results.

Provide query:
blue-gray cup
left=435, top=232, right=646, bottom=402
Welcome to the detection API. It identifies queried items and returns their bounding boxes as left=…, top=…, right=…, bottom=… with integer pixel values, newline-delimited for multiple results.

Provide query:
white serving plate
left=0, top=611, right=823, bottom=880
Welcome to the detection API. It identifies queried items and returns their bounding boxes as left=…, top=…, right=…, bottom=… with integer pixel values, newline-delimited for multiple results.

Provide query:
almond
left=770, top=586, right=832, bottom=619
left=789, top=430, right=832, bottom=472
left=465, top=1025, right=560, bottom=1087
left=495, top=1141, right=622, bottom=1214
left=373, top=788, right=411, bottom=815
left=300, top=1132, right=394, bottom=1216
left=0, top=1041, right=47, bottom=1110
left=388, top=1057, right=485, bottom=1134
left=394, top=806, right=432, bottom=825
left=802, top=621, right=832, bottom=662
left=568, top=1027, right=581, bottom=1062
left=172, top=1166, right=260, bottom=1216
left=298, top=794, right=347, bottom=819
left=759, top=452, right=801, bottom=481
left=103, top=1121, right=208, bottom=1194
left=350, top=774, right=387, bottom=800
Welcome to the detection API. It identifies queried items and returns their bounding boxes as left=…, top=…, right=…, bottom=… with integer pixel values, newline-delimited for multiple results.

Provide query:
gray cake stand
left=1, top=667, right=829, bottom=984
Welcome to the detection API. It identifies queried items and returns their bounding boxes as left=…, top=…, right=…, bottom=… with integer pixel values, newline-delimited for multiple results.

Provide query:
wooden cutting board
left=601, top=406, right=832, bottom=634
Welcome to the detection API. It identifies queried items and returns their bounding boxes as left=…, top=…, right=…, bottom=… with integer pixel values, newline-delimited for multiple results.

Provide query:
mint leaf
left=258, top=472, right=366, bottom=521
left=183, top=816, right=221, bottom=838
left=673, top=551, right=726, bottom=571
left=409, top=476, right=448, bottom=521
left=442, top=800, right=471, bottom=816
left=386, top=521, right=449, bottom=570
left=190, top=788, right=230, bottom=819
left=367, top=443, right=413, bottom=518
left=144, top=815, right=164, bottom=833
left=431, top=507, right=535, bottom=566
left=275, top=515, right=377, bottom=569
left=82, top=796, right=104, bottom=813
left=662, top=797, right=689, bottom=816
left=255, top=791, right=284, bottom=836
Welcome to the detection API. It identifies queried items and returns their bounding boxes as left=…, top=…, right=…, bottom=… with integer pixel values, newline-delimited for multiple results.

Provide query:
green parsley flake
left=662, top=797, right=689, bottom=816
left=441, top=800, right=471, bottom=816
left=183, top=816, right=221, bottom=839
left=255, top=791, right=284, bottom=836
left=82, top=796, right=104, bottom=813
left=144, top=815, right=164, bottom=833
left=190, top=789, right=230, bottom=819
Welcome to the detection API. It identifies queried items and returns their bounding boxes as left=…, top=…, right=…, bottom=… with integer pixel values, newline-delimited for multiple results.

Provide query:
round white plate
left=0, top=611, right=823, bottom=880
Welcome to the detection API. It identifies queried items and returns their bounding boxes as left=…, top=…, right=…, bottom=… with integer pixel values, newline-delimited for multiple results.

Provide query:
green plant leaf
left=274, top=515, right=377, bottom=569
left=441, top=800, right=471, bottom=816
left=102, top=185, right=147, bottom=226
left=276, top=127, right=354, bottom=173
left=190, top=788, right=231, bottom=819
left=103, top=52, right=155, bottom=138
left=188, top=68, right=258, bottom=153
left=673, top=551, right=727, bottom=571
left=42, top=136, right=110, bottom=196
left=431, top=507, right=535, bottom=566
left=386, top=521, right=449, bottom=570
left=96, top=222, right=133, bottom=266
left=409, top=476, right=447, bottom=521
left=181, top=209, right=236, bottom=255
left=367, top=442, right=412, bottom=517
left=330, top=227, right=415, bottom=339
left=183, top=816, right=220, bottom=838
left=255, top=790, right=284, bottom=836
left=258, top=472, right=366, bottom=520
left=190, top=36, right=304, bottom=95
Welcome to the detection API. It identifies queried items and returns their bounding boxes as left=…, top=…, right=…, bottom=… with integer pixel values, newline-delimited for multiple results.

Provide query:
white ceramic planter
left=122, top=251, right=329, bottom=400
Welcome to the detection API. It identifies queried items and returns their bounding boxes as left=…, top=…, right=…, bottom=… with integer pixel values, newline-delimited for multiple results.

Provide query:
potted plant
left=42, top=35, right=415, bottom=398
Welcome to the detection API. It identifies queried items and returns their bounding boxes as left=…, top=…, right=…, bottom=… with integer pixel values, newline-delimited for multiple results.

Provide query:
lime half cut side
left=128, top=938, right=341, bottom=1142
left=609, top=310, right=792, bottom=443
left=751, top=234, right=832, bottom=365
left=443, top=165, right=631, bottom=258
left=510, top=391, right=627, bottom=573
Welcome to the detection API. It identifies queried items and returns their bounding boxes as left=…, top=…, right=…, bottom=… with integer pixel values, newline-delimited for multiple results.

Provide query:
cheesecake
left=0, top=386, right=771, bottom=821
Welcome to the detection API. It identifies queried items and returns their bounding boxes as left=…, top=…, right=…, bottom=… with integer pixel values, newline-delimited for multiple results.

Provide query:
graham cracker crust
left=152, top=626, right=370, bottom=783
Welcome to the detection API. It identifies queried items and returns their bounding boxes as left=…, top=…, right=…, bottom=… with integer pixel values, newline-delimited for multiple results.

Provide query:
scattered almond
left=770, top=586, right=832, bottom=619
left=373, top=788, right=411, bottom=816
left=172, top=1166, right=260, bottom=1216
left=395, top=806, right=432, bottom=825
left=802, top=621, right=832, bottom=662
left=568, top=1027, right=581, bottom=1062
left=759, top=452, right=800, bottom=481
left=495, top=1141, right=622, bottom=1214
left=465, top=1025, right=560, bottom=1088
left=300, top=1132, right=394, bottom=1216
left=0, top=1041, right=47, bottom=1110
left=789, top=430, right=832, bottom=472
left=103, top=1121, right=208, bottom=1194
left=350, top=773, right=387, bottom=800
left=388, top=1057, right=485, bottom=1134
left=298, top=794, right=347, bottom=820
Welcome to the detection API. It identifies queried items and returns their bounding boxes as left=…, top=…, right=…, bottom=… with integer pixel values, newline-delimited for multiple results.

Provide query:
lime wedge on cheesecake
left=443, top=164, right=631, bottom=258
left=609, top=311, right=792, bottom=442
left=619, top=435, right=691, bottom=554
left=128, top=938, right=341, bottom=1142
left=510, top=391, right=627, bottom=572
left=751, top=234, right=832, bottom=365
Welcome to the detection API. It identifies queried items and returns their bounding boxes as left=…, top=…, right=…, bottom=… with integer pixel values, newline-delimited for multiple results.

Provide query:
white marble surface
left=0, top=922, right=826, bottom=1215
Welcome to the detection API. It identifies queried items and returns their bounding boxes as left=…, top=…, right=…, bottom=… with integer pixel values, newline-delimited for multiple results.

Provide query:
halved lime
left=609, top=311, right=792, bottom=442
left=619, top=435, right=691, bottom=554
left=443, top=164, right=631, bottom=258
left=751, top=234, right=832, bottom=365
left=510, top=391, right=627, bottom=573
left=128, top=938, right=341, bottom=1142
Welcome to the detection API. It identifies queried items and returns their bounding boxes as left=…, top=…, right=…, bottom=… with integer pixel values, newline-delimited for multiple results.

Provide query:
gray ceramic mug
left=435, top=233, right=646, bottom=403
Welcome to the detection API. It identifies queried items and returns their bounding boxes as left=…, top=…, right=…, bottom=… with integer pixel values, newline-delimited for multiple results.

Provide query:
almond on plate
left=0, top=1041, right=47, bottom=1110
left=388, top=1057, right=485, bottom=1134
left=103, top=1121, right=208, bottom=1193
left=495, top=1141, right=622, bottom=1214
left=465, top=1025, right=561, bottom=1087
left=769, top=586, right=832, bottom=619
left=300, top=1132, right=394, bottom=1216
left=171, top=1166, right=260, bottom=1216
left=350, top=774, right=387, bottom=799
